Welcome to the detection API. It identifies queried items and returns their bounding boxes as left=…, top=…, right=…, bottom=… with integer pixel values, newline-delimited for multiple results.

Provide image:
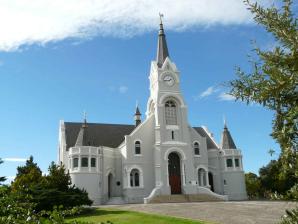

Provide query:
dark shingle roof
left=156, top=22, right=169, bottom=68
left=64, top=122, right=135, bottom=150
left=64, top=122, right=219, bottom=150
left=220, top=126, right=237, bottom=149
left=193, top=127, right=219, bottom=149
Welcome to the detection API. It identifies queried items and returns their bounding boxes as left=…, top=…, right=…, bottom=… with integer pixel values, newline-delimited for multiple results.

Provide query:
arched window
left=130, top=169, right=140, bottom=187
left=194, top=142, right=200, bottom=155
left=198, top=168, right=207, bottom=186
left=73, top=158, right=78, bottom=168
left=165, top=100, right=177, bottom=125
left=135, top=141, right=141, bottom=154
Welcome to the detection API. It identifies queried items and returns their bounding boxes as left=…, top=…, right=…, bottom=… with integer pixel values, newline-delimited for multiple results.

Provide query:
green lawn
left=66, top=208, right=207, bottom=224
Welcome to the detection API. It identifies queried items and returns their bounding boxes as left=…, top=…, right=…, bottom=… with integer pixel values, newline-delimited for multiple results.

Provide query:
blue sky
left=0, top=0, right=281, bottom=184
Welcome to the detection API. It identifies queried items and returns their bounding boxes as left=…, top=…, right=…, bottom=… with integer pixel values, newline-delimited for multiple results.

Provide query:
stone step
left=106, top=197, right=125, bottom=205
left=150, top=194, right=224, bottom=203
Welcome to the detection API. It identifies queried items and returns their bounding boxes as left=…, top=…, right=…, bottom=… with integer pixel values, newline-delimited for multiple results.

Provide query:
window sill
left=134, top=154, right=143, bottom=157
left=194, top=155, right=201, bottom=157
left=126, top=186, right=144, bottom=189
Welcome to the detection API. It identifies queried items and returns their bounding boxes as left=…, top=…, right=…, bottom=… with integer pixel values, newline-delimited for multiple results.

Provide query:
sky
left=0, top=0, right=283, bottom=184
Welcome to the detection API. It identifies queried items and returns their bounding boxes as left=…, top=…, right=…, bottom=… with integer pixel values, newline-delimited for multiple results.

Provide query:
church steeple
left=156, top=13, right=169, bottom=68
left=134, top=103, right=142, bottom=127
left=220, top=120, right=237, bottom=149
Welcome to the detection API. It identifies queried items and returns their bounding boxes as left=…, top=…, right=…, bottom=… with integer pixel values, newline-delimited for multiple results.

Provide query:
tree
left=245, top=172, right=261, bottom=199
left=229, top=0, right=297, bottom=175
left=11, top=156, right=43, bottom=192
left=0, top=158, right=7, bottom=184
left=259, top=159, right=296, bottom=195
left=45, top=162, right=71, bottom=191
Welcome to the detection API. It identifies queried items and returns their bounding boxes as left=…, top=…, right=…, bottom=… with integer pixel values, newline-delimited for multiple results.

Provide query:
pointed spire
left=134, top=102, right=142, bottom=127
left=156, top=13, right=170, bottom=68
left=220, top=120, right=237, bottom=149
left=223, top=115, right=227, bottom=129
left=75, top=111, right=89, bottom=146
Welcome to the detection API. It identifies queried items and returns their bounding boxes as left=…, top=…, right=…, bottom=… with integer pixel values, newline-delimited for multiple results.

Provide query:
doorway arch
left=208, top=172, right=214, bottom=192
left=168, top=152, right=182, bottom=194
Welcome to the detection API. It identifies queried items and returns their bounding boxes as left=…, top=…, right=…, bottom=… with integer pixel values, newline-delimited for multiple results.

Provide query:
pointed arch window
left=194, top=142, right=200, bottom=155
left=130, top=169, right=140, bottom=187
left=165, top=100, right=177, bottom=125
left=135, top=141, right=141, bottom=155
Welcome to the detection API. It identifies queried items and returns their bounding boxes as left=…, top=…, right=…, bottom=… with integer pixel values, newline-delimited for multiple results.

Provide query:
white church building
left=58, top=21, right=247, bottom=205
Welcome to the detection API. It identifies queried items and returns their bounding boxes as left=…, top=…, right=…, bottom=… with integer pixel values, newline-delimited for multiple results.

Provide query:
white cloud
left=3, top=157, right=27, bottom=162
left=218, top=92, right=236, bottom=101
left=0, top=0, right=258, bottom=52
left=119, top=85, right=128, bottom=94
left=194, top=86, right=219, bottom=100
left=5, top=176, right=15, bottom=183
left=200, top=86, right=217, bottom=98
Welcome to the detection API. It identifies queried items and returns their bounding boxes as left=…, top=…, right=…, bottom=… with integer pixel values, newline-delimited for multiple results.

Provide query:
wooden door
left=168, top=152, right=181, bottom=194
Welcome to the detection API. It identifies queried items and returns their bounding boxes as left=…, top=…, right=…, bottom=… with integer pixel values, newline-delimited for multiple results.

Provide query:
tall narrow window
left=91, top=158, right=96, bottom=167
left=135, top=141, right=141, bottom=154
left=226, top=159, right=233, bottom=167
left=73, top=158, right=78, bottom=168
left=171, top=131, right=175, bottom=140
left=235, top=158, right=240, bottom=167
left=130, top=169, right=140, bottom=187
left=165, top=100, right=177, bottom=125
left=194, top=142, right=200, bottom=155
left=81, top=157, right=88, bottom=167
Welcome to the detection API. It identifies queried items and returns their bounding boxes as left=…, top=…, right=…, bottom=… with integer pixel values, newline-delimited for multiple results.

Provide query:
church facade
left=58, top=22, right=247, bottom=205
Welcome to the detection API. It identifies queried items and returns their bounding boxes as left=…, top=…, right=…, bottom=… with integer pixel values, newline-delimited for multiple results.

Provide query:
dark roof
left=156, top=22, right=170, bottom=68
left=64, top=122, right=135, bottom=150
left=220, top=125, right=237, bottom=149
left=64, top=122, right=219, bottom=150
left=193, top=127, right=219, bottom=149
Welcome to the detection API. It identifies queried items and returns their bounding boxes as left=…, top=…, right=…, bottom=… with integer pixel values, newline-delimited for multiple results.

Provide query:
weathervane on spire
left=83, top=110, right=88, bottom=127
left=159, top=12, right=164, bottom=24
left=223, top=115, right=227, bottom=128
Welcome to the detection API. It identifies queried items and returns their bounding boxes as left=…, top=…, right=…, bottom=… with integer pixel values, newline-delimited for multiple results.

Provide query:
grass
left=66, top=208, right=207, bottom=224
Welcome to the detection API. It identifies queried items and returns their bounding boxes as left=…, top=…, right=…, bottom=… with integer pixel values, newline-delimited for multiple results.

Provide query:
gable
left=193, top=127, right=219, bottom=149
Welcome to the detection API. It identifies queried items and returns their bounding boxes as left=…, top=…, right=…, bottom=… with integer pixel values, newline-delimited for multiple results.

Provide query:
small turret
left=220, top=119, right=237, bottom=149
left=134, top=105, right=142, bottom=127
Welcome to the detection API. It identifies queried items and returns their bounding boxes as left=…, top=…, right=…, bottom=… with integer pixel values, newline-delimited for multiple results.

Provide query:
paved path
left=102, top=201, right=297, bottom=224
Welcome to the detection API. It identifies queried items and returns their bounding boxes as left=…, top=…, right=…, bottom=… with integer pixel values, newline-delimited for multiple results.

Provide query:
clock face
left=163, top=75, right=175, bottom=86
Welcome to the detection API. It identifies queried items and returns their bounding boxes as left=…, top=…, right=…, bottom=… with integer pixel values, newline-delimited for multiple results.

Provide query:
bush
left=280, top=207, right=298, bottom=224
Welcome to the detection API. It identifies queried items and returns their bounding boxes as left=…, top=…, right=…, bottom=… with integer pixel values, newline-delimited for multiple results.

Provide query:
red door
left=168, top=152, right=181, bottom=194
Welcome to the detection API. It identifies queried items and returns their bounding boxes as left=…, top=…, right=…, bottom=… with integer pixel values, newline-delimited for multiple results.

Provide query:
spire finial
left=159, top=12, right=164, bottom=25
left=223, top=115, right=227, bottom=129
left=136, top=100, right=139, bottom=109
left=83, top=110, right=88, bottom=128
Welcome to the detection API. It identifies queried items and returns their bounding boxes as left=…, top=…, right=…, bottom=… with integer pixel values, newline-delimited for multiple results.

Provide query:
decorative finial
left=223, top=115, right=227, bottom=129
left=159, top=13, right=164, bottom=24
left=83, top=110, right=87, bottom=127
left=136, top=100, right=139, bottom=108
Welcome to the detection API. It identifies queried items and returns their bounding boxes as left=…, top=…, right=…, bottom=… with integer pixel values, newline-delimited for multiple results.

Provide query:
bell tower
left=146, top=15, right=189, bottom=143
left=146, top=16, right=197, bottom=195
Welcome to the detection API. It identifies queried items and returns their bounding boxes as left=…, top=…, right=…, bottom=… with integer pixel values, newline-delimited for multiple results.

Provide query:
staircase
left=150, top=194, right=225, bottom=203
left=106, top=197, right=125, bottom=205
